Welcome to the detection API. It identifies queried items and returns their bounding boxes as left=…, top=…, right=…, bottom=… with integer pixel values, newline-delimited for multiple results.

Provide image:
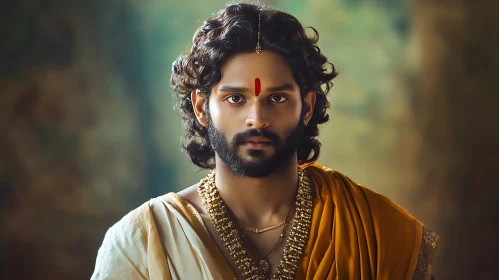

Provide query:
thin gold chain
left=250, top=206, right=294, bottom=261
left=198, top=167, right=313, bottom=280
left=243, top=220, right=285, bottom=233
left=242, top=206, right=293, bottom=233
left=255, top=11, right=262, bottom=54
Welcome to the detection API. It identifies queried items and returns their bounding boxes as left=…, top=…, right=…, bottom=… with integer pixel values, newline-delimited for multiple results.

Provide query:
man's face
left=206, top=51, right=306, bottom=178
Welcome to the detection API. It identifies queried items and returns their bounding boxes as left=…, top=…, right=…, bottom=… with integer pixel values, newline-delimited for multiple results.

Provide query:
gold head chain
left=255, top=10, right=262, bottom=54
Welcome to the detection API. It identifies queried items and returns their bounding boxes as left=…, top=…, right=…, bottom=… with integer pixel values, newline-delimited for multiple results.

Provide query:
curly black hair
left=171, top=2, right=338, bottom=169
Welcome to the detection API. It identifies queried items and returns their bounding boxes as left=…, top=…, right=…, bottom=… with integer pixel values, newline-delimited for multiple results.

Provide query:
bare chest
left=199, top=214, right=293, bottom=280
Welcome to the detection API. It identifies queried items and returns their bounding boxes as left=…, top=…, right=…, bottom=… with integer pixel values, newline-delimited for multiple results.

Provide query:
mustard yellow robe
left=91, top=163, right=439, bottom=280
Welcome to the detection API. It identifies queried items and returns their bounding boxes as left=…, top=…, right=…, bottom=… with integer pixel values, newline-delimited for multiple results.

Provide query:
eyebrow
left=217, top=83, right=296, bottom=93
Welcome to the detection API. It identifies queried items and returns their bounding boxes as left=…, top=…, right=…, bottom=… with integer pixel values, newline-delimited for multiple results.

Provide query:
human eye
left=225, top=95, right=245, bottom=104
left=270, top=94, right=288, bottom=103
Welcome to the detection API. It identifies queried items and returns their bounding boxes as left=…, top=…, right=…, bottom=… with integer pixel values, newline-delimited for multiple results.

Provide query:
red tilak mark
left=255, top=78, right=261, bottom=96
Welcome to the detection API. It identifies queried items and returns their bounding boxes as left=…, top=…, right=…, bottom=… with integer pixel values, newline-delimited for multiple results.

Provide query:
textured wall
left=0, top=1, right=172, bottom=278
left=412, top=0, right=499, bottom=279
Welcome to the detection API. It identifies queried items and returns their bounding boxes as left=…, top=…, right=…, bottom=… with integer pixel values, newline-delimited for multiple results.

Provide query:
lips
left=244, top=136, right=271, bottom=143
left=241, top=136, right=272, bottom=150
left=243, top=141, right=271, bottom=149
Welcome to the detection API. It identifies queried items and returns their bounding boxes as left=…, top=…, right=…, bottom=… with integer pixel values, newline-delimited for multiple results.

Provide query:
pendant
left=258, top=259, right=270, bottom=274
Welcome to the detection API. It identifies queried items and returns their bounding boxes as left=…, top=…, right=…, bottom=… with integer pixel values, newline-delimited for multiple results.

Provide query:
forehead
left=219, top=51, right=295, bottom=84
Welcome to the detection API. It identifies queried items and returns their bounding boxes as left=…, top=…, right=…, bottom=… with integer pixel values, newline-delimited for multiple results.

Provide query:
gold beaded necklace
left=198, top=167, right=313, bottom=280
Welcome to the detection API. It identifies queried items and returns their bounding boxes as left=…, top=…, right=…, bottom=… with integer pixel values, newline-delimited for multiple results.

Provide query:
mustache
left=233, top=129, right=281, bottom=145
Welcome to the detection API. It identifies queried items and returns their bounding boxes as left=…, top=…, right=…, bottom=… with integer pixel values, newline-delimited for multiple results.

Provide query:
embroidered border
left=412, top=226, right=439, bottom=280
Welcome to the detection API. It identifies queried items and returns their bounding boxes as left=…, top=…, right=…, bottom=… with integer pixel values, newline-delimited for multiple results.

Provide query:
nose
left=245, top=101, right=270, bottom=129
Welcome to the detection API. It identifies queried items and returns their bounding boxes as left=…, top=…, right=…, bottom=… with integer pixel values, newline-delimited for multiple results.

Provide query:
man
left=92, top=2, right=439, bottom=280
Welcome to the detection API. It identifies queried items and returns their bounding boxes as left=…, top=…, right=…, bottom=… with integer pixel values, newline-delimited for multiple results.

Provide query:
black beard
left=207, top=113, right=305, bottom=178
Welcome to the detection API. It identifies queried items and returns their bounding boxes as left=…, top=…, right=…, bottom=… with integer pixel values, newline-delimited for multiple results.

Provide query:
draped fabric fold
left=296, top=162, right=439, bottom=280
left=91, top=193, right=235, bottom=280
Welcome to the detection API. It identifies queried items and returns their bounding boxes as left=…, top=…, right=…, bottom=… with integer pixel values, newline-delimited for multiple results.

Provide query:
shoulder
left=307, top=163, right=439, bottom=279
left=176, top=183, right=199, bottom=201
left=176, top=183, right=206, bottom=215
left=100, top=200, right=153, bottom=252
left=91, top=201, right=153, bottom=279
left=305, top=162, right=417, bottom=222
left=107, top=201, right=152, bottom=241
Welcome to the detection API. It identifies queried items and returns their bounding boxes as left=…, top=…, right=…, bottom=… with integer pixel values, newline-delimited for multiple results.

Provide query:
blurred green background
left=1, top=0, right=498, bottom=279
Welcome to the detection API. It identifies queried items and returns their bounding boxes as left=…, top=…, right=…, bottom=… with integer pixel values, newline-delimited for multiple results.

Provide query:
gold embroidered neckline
left=197, top=168, right=313, bottom=280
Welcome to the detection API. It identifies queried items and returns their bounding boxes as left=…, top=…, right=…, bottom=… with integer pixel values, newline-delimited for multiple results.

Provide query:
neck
left=214, top=154, right=299, bottom=227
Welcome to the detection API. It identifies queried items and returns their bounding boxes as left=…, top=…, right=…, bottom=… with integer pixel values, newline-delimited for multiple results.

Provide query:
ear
left=191, top=90, right=208, bottom=127
left=302, top=91, right=316, bottom=124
